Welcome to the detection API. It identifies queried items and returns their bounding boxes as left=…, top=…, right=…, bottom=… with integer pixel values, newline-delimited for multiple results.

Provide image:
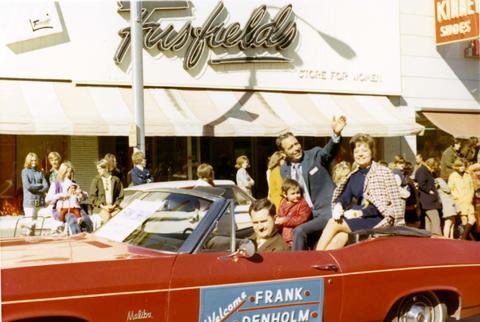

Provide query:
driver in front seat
left=249, top=198, right=289, bottom=252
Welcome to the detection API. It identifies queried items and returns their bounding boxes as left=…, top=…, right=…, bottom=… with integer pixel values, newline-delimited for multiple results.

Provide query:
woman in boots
left=448, top=158, right=475, bottom=239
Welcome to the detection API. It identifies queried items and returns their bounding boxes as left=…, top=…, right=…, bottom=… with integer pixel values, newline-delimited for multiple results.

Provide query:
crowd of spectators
left=19, top=130, right=480, bottom=249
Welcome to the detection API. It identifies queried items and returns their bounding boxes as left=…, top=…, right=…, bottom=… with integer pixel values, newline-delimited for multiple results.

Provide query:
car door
left=167, top=199, right=343, bottom=322
left=168, top=250, right=343, bottom=322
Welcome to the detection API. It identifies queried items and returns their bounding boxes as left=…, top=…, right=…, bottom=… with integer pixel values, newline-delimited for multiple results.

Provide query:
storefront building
left=1, top=0, right=477, bottom=214
left=400, top=0, right=479, bottom=159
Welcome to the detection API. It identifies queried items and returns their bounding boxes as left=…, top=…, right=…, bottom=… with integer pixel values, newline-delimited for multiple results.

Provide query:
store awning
left=0, top=80, right=424, bottom=137
left=422, top=111, right=480, bottom=138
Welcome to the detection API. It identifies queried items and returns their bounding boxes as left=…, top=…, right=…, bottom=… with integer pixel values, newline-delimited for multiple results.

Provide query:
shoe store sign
left=434, top=0, right=480, bottom=45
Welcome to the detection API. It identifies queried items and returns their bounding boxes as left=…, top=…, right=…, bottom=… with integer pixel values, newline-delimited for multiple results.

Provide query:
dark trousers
left=292, top=215, right=330, bottom=250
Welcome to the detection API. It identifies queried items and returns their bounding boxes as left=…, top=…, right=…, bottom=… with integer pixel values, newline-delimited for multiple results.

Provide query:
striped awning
left=0, top=80, right=424, bottom=137
left=422, top=111, right=480, bottom=138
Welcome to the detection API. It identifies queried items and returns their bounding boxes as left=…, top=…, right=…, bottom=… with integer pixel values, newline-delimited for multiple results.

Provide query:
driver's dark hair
left=276, top=132, right=295, bottom=151
left=249, top=198, right=276, bottom=218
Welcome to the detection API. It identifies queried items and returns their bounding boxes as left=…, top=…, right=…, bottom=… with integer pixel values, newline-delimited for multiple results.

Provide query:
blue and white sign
left=199, top=278, right=324, bottom=322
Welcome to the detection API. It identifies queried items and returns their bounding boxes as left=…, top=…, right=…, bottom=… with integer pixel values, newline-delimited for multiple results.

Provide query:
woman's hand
left=344, top=209, right=363, bottom=219
left=332, top=203, right=344, bottom=220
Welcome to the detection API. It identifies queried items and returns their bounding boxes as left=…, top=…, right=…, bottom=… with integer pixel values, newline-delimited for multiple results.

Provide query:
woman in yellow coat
left=267, top=151, right=285, bottom=210
left=448, top=158, right=475, bottom=239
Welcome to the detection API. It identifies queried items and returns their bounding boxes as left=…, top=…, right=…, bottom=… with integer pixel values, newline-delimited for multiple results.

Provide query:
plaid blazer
left=332, top=161, right=405, bottom=226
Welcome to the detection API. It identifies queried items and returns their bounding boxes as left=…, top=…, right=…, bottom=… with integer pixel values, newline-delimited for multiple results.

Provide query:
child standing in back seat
left=275, top=179, right=312, bottom=247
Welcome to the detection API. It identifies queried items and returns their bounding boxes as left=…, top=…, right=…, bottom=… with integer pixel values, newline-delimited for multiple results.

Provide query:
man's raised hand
left=332, top=115, right=347, bottom=136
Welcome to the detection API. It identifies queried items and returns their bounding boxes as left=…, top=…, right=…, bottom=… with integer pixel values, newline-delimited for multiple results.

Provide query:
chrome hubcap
left=405, top=303, right=431, bottom=322
left=400, top=295, right=434, bottom=322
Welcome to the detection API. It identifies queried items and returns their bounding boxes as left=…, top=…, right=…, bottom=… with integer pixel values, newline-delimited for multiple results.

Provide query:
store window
left=415, top=113, right=454, bottom=160
left=0, top=135, right=68, bottom=216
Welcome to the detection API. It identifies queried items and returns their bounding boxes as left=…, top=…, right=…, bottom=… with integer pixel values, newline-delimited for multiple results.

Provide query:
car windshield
left=94, top=191, right=214, bottom=253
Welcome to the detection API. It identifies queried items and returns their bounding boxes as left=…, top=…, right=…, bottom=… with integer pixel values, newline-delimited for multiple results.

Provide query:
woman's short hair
left=249, top=198, right=276, bottom=217
left=235, top=155, right=249, bottom=169
left=48, top=151, right=61, bottom=162
left=267, top=151, right=285, bottom=170
left=24, top=152, right=39, bottom=168
left=453, top=158, right=468, bottom=170
left=282, top=178, right=303, bottom=195
left=57, top=161, right=75, bottom=181
left=197, top=163, right=214, bottom=179
left=349, top=134, right=376, bottom=159
left=132, top=151, right=145, bottom=165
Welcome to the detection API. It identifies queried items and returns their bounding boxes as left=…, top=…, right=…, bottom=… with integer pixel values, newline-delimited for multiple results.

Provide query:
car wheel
left=387, top=291, right=447, bottom=322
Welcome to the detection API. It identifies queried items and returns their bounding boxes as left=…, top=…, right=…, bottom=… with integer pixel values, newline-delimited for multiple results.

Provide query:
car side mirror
left=218, top=239, right=256, bottom=262
left=238, top=239, right=256, bottom=258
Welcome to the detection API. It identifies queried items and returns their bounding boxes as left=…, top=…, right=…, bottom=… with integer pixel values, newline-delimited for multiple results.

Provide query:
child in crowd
left=275, top=179, right=312, bottom=247
left=392, top=155, right=411, bottom=200
left=58, top=182, right=88, bottom=234
left=131, top=151, right=154, bottom=185
left=235, top=155, right=255, bottom=196
left=448, top=158, right=475, bottom=239
left=435, top=176, right=457, bottom=238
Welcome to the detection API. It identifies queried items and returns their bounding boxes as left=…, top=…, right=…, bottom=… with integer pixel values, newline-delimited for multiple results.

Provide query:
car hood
left=0, top=233, right=173, bottom=269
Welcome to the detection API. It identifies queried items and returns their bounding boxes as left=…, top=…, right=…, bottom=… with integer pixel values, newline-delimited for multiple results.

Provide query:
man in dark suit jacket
left=249, top=198, right=289, bottom=252
left=277, top=116, right=347, bottom=250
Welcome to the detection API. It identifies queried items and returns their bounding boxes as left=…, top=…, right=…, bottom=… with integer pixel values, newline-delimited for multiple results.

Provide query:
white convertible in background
left=122, top=180, right=254, bottom=230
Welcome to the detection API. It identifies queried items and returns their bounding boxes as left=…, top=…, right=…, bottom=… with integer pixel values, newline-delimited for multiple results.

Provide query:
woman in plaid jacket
left=316, top=134, right=404, bottom=250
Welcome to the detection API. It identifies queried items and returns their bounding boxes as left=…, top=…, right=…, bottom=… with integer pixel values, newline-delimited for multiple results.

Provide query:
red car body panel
left=2, top=233, right=480, bottom=322
left=331, top=237, right=480, bottom=321
left=2, top=234, right=176, bottom=322
left=168, top=251, right=343, bottom=321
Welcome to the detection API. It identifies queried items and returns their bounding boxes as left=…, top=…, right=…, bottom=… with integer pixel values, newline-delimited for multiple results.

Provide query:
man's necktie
left=292, top=163, right=302, bottom=183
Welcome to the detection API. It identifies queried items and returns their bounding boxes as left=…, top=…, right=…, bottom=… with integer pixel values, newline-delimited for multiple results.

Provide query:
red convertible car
left=2, top=187, right=480, bottom=322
